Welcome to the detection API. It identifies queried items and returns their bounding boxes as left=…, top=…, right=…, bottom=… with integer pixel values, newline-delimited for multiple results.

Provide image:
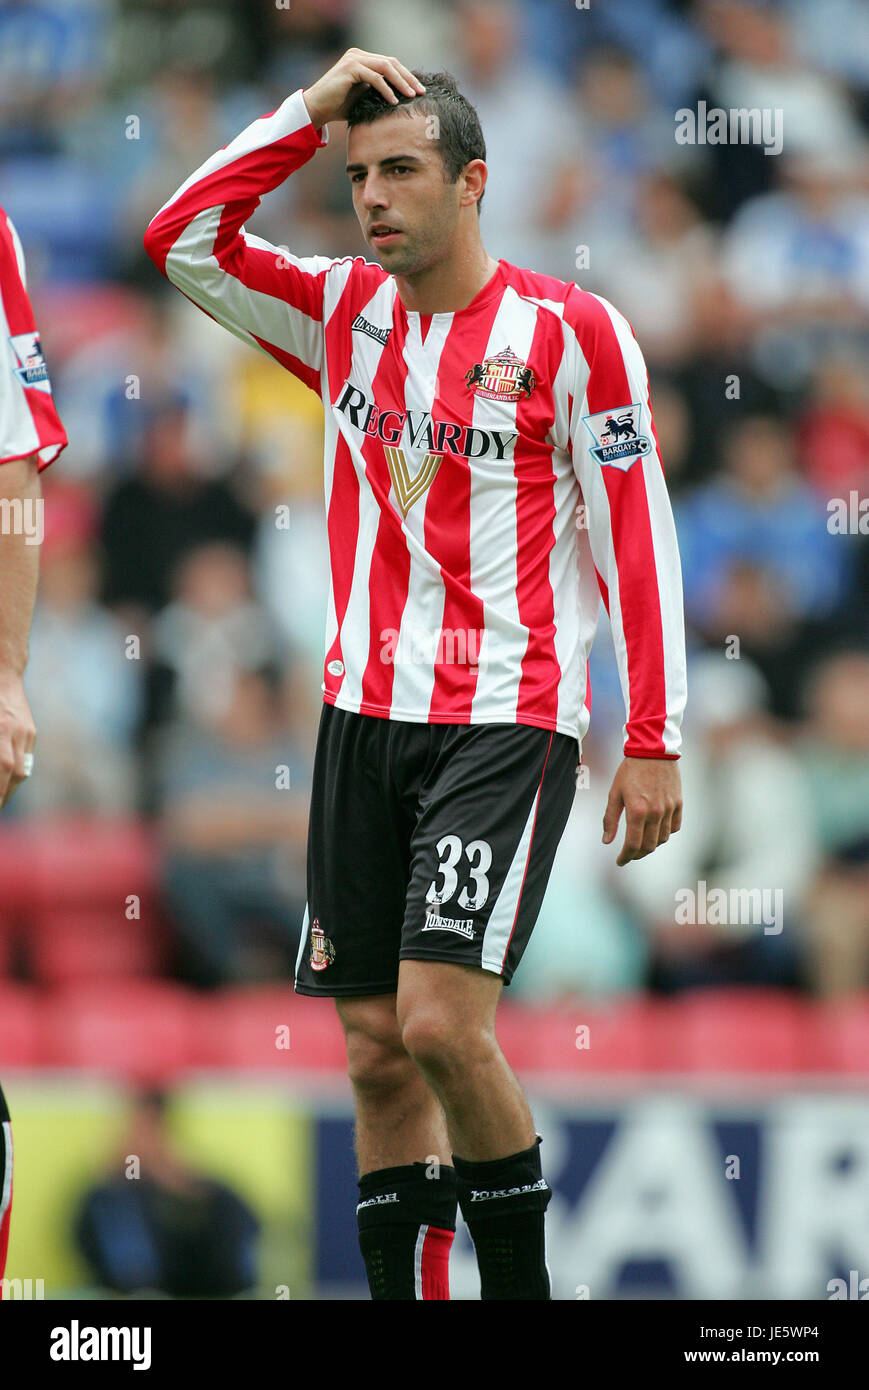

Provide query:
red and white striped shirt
left=0, top=208, right=67, bottom=470
left=144, top=90, right=686, bottom=757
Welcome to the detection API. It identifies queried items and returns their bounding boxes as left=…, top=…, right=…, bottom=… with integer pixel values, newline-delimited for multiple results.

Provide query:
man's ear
left=461, top=158, right=488, bottom=210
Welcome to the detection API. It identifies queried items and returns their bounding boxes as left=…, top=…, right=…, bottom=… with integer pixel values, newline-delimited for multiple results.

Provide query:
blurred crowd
left=2, top=0, right=868, bottom=1000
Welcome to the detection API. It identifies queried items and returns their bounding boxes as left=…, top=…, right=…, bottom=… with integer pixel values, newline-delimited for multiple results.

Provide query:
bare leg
left=396, top=959, right=536, bottom=1159
left=335, top=993, right=451, bottom=1173
left=340, top=968, right=547, bottom=1301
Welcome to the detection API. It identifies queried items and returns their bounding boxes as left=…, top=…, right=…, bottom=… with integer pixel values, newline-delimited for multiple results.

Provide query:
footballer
left=145, top=49, right=686, bottom=1300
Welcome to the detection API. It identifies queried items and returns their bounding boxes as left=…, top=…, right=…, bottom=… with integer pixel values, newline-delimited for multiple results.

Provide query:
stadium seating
left=2, top=984, right=855, bottom=1079
left=38, top=981, right=199, bottom=1083
left=0, top=838, right=867, bottom=1083
left=27, top=907, right=166, bottom=984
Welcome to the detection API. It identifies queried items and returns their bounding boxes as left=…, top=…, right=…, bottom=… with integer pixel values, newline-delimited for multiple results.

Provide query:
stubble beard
left=372, top=195, right=457, bottom=278
left=376, top=229, right=435, bottom=277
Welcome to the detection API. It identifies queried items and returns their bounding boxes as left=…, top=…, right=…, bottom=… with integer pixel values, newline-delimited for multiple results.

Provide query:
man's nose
left=361, top=176, right=388, bottom=210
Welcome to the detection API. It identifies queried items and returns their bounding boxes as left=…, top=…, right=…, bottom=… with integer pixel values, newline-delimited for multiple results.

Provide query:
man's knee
left=336, top=996, right=414, bottom=1096
left=397, top=961, right=501, bottom=1077
left=399, top=1004, right=496, bottom=1079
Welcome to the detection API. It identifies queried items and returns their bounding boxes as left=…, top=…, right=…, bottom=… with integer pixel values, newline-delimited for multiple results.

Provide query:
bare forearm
left=0, top=454, right=41, bottom=675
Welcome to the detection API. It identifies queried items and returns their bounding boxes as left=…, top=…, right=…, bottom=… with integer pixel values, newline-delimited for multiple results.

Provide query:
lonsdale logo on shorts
left=422, top=903, right=475, bottom=940
left=310, top=916, right=336, bottom=971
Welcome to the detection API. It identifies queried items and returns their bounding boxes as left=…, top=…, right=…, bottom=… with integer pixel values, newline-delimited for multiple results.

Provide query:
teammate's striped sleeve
left=565, top=289, right=687, bottom=759
left=0, top=209, right=68, bottom=469
left=143, top=89, right=354, bottom=397
left=0, top=1084, right=12, bottom=1290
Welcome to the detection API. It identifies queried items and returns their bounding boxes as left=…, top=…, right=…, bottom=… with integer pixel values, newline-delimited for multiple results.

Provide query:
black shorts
left=294, top=703, right=580, bottom=997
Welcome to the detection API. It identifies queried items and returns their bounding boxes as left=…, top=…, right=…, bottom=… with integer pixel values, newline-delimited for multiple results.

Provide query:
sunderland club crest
left=465, top=347, right=535, bottom=401
left=310, top=916, right=336, bottom=971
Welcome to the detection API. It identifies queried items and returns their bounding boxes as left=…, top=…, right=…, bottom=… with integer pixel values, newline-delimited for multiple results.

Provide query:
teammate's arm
left=0, top=453, right=39, bottom=808
left=0, top=209, right=67, bottom=809
left=566, top=291, right=686, bottom=865
left=143, top=51, right=424, bottom=396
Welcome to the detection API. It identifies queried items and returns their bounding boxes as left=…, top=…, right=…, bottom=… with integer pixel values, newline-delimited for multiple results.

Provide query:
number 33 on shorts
left=425, top=835, right=492, bottom=911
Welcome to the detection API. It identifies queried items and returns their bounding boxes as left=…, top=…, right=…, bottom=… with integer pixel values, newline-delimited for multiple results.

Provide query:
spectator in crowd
left=149, top=541, right=285, bottom=732
left=156, top=667, right=310, bottom=987
left=49, top=292, right=200, bottom=483
left=509, top=730, right=649, bottom=1002
left=721, top=149, right=869, bottom=388
left=800, top=651, right=869, bottom=996
left=796, top=351, right=869, bottom=499
left=75, top=1087, right=260, bottom=1298
left=679, top=414, right=847, bottom=623
left=643, top=377, right=694, bottom=491
left=588, top=171, right=721, bottom=368
left=448, top=0, right=577, bottom=274
left=697, top=0, right=867, bottom=217
left=676, top=414, right=851, bottom=716
left=787, top=0, right=869, bottom=92
left=249, top=424, right=331, bottom=682
left=615, top=652, right=819, bottom=993
left=100, top=397, right=256, bottom=618
left=22, top=482, right=142, bottom=815
left=522, top=0, right=712, bottom=115
left=571, top=45, right=683, bottom=219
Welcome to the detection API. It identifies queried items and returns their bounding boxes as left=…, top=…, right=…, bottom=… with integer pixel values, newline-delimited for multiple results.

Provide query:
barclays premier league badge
left=581, top=402, right=652, bottom=471
left=8, top=332, right=52, bottom=392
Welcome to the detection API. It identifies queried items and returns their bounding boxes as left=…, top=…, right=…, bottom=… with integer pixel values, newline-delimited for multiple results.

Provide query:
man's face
left=346, top=110, right=462, bottom=275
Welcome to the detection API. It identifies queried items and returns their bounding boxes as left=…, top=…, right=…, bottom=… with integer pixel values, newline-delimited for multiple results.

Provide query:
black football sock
left=453, top=1134, right=552, bottom=1300
left=356, top=1162, right=457, bottom=1300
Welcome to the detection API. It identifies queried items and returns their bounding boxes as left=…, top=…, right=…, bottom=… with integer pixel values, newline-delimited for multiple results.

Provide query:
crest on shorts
left=581, top=402, right=652, bottom=471
left=465, top=347, right=535, bottom=401
left=310, top=916, right=336, bottom=971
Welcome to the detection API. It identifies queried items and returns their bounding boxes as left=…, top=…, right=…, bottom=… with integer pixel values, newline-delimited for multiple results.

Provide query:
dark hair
left=346, top=69, right=487, bottom=212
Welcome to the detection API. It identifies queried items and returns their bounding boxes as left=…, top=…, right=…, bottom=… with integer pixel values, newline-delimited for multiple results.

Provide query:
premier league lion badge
left=581, top=402, right=652, bottom=470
